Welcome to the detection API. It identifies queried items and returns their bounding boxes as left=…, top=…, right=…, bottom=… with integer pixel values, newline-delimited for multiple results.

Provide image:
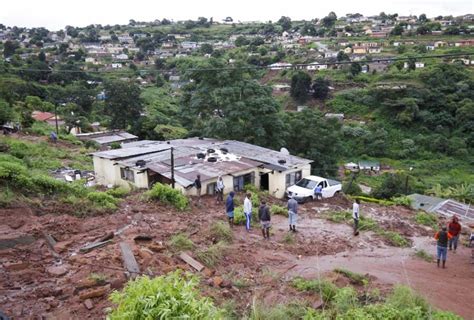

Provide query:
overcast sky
left=1, top=0, right=473, bottom=30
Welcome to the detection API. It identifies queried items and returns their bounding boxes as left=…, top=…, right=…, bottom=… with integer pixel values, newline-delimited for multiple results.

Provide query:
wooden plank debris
left=119, top=242, right=140, bottom=279
left=179, top=252, right=204, bottom=272
left=79, top=240, right=112, bottom=253
left=42, top=231, right=60, bottom=259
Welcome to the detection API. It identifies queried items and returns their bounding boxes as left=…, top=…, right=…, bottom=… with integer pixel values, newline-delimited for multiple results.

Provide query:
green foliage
left=169, top=233, right=194, bottom=252
left=333, top=268, right=368, bottom=285
left=353, top=195, right=395, bottom=206
left=109, top=271, right=223, bottom=319
left=86, top=191, right=120, bottom=210
left=415, top=211, right=438, bottom=228
left=233, top=206, right=247, bottom=225
left=153, top=124, right=188, bottom=140
left=104, top=80, right=143, bottom=130
left=270, top=204, right=287, bottom=217
left=290, top=71, right=312, bottom=103
left=106, top=186, right=130, bottom=198
left=282, top=232, right=295, bottom=244
left=0, top=187, right=14, bottom=207
left=377, top=230, right=410, bottom=247
left=292, top=277, right=338, bottom=303
left=110, top=142, right=121, bottom=149
left=250, top=299, right=308, bottom=320
left=372, top=173, right=411, bottom=199
left=414, top=249, right=434, bottom=262
left=342, top=181, right=362, bottom=196
left=325, top=211, right=378, bottom=232
left=196, top=241, right=227, bottom=267
left=391, top=196, right=412, bottom=207
left=146, top=183, right=189, bottom=211
left=209, top=221, right=233, bottom=243
left=333, top=286, right=359, bottom=314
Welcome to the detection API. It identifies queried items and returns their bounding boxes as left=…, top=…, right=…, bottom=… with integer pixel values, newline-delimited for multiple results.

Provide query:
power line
left=1, top=52, right=472, bottom=74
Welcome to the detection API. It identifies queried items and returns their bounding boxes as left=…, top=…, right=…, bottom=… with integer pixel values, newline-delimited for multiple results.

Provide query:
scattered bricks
left=201, top=268, right=214, bottom=277
left=84, top=299, right=94, bottom=310
left=79, top=285, right=110, bottom=300
left=212, top=276, right=223, bottom=287
left=46, top=265, right=68, bottom=277
left=162, top=265, right=177, bottom=274
left=4, top=261, right=30, bottom=272
left=148, top=243, right=165, bottom=252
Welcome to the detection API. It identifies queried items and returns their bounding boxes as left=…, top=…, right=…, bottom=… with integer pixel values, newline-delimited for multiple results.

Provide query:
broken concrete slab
left=179, top=252, right=204, bottom=272
left=97, top=232, right=114, bottom=243
left=119, top=242, right=140, bottom=279
left=79, top=285, right=110, bottom=300
left=84, top=299, right=94, bottom=310
left=46, top=265, right=69, bottom=277
left=79, top=240, right=112, bottom=253
left=0, top=235, right=36, bottom=250
left=4, top=261, right=30, bottom=272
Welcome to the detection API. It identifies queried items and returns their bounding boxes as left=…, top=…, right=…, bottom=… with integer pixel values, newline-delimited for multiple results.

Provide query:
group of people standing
left=222, top=189, right=308, bottom=239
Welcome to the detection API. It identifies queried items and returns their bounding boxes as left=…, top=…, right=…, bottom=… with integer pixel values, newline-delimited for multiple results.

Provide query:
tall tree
left=104, top=81, right=143, bottom=129
left=277, top=16, right=292, bottom=31
left=312, top=77, right=330, bottom=100
left=180, top=59, right=285, bottom=149
left=290, top=71, right=312, bottom=103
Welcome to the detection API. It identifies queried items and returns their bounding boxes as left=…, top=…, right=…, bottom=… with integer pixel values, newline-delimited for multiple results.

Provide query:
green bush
left=250, top=300, right=309, bottom=320
left=209, top=221, right=233, bottom=243
left=106, top=186, right=130, bottom=198
left=169, top=233, right=194, bottom=252
left=110, top=142, right=121, bottom=149
left=342, top=181, right=362, bottom=196
left=392, top=196, right=412, bottom=207
left=233, top=206, right=246, bottom=225
left=333, top=287, right=359, bottom=314
left=146, top=183, right=189, bottom=211
left=84, top=140, right=100, bottom=150
left=271, top=204, right=288, bottom=217
left=109, top=270, right=223, bottom=319
left=415, top=211, right=438, bottom=228
left=352, top=195, right=395, bottom=206
left=0, top=188, right=14, bottom=207
left=86, top=191, right=119, bottom=210
left=282, top=232, right=295, bottom=244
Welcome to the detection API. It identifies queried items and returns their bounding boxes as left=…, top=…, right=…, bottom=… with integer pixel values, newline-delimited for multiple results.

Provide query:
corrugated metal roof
left=408, top=193, right=445, bottom=212
left=408, top=193, right=474, bottom=221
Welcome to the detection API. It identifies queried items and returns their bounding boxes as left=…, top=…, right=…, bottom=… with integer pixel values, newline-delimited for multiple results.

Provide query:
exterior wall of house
left=267, top=164, right=312, bottom=199
left=93, top=157, right=149, bottom=189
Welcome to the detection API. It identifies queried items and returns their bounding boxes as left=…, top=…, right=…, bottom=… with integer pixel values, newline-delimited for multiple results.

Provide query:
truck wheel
left=304, top=196, right=312, bottom=203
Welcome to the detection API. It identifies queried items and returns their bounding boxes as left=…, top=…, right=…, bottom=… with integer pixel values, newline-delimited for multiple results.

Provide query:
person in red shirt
left=448, top=215, right=462, bottom=252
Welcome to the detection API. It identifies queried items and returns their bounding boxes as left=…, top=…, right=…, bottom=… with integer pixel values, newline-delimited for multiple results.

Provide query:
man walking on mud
left=194, top=175, right=202, bottom=204
left=353, top=199, right=360, bottom=236
left=243, top=192, right=252, bottom=232
left=287, top=195, right=298, bottom=232
left=448, top=215, right=461, bottom=252
left=226, top=191, right=235, bottom=227
left=258, top=200, right=271, bottom=239
left=435, top=226, right=452, bottom=268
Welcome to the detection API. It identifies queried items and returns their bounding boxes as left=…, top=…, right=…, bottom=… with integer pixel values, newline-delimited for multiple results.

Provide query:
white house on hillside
left=91, top=138, right=312, bottom=199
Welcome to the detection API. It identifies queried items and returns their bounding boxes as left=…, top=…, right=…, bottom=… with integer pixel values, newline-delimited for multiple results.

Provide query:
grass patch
left=169, top=233, right=194, bottom=252
left=414, top=249, right=434, bottom=262
left=88, top=272, right=108, bottom=284
left=196, top=241, right=227, bottom=267
left=209, top=221, right=233, bottom=243
left=415, top=211, right=438, bottom=229
left=282, top=232, right=295, bottom=245
left=292, top=277, right=338, bottom=303
left=377, top=230, right=411, bottom=247
left=249, top=298, right=309, bottom=320
left=334, top=268, right=369, bottom=285
left=106, top=186, right=130, bottom=198
left=352, top=195, right=395, bottom=206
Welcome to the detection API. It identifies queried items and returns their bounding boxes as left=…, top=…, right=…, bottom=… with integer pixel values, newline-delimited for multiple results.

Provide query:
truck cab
left=286, top=175, right=341, bottom=203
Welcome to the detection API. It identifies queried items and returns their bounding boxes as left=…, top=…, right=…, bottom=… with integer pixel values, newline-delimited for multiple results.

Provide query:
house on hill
left=408, top=194, right=474, bottom=222
left=91, top=138, right=313, bottom=198
left=31, top=111, right=64, bottom=127
left=76, top=131, right=138, bottom=148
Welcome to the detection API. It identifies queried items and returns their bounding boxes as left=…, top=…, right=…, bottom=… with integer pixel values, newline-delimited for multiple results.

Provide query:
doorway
left=260, top=173, right=269, bottom=191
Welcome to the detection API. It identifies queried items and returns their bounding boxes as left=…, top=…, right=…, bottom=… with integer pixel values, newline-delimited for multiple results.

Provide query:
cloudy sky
left=1, top=0, right=472, bottom=30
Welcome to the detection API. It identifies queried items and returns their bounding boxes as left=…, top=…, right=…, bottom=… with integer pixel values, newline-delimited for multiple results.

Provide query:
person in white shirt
left=243, top=193, right=253, bottom=232
left=216, top=176, right=225, bottom=204
left=352, top=199, right=360, bottom=236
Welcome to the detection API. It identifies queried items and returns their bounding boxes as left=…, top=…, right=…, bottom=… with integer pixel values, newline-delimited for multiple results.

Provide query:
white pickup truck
left=286, top=175, right=342, bottom=203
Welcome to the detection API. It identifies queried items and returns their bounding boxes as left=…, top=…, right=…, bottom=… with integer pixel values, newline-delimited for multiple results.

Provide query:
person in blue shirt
left=225, top=191, right=235, bottom=227
left=314, top=184, right=323, bottom=200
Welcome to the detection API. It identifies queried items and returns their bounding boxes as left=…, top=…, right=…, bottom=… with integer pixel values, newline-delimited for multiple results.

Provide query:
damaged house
left=91, top=138, right=312, bottom=198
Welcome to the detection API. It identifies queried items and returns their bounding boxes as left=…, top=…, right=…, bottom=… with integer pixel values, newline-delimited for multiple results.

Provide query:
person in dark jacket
left=435, top=226, right=452, bottom=268
left=258, top=201, right=271, bottom=239
left=194, top=175, right=202, bottom=203
left=225, top=191, right=235, bottom=227
left=448, top=215, right=461, bottom=252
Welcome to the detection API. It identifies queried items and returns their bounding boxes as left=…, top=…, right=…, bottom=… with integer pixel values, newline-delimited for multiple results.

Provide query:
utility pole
left=170, top=147, right=175, bottom=189
left=54, top=104, right=59, bottom=136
